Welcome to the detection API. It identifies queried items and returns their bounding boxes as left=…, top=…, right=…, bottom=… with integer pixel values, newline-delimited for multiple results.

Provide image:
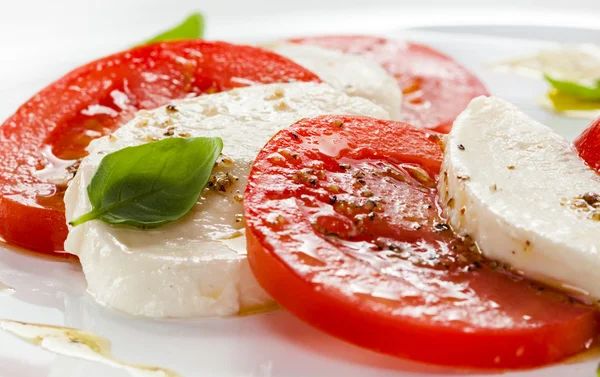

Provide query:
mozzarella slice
left=267, top=42, right=402, bottom=120
left=440, top=96, right=600, bottom=300
left=64, top=82, right=390, bottom=318
left=491, top=44, right=600, bottom=81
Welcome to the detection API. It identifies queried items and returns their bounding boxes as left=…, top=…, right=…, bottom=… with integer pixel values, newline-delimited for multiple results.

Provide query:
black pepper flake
left=458, top=144, right=465, bottom=151
left=166, top=104, right=178, bottom=112
left=472, top=261, right=482, bottom=269
left=434, top=223, right=450, bottom=232
left=364, top=199, right=378, bottom=211
left=582, top=192, right=600, bottom=206
left=507, top=165, right=515, bottom=170
left=291, top=132, right=299, bottom=140
left=329, top=195, right=337, bottom=205
left=65, top=159, right=82, bottom=179
left=368, top=212, right=376, bottom=221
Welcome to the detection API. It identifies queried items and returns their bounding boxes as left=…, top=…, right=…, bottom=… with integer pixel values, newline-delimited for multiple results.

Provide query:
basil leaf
left=544, top=74, right=600, bottom=101
left=143, top=12, right=205, bottom=45
left=70, top=137, right=223, bottom=228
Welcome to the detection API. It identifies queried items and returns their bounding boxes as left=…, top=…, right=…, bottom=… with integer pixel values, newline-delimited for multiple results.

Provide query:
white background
left=1, top=0, right=600, bottom=122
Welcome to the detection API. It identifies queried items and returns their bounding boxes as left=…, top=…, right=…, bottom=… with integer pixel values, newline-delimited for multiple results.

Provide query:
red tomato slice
left=574, top=116, right=600, bottom=171
left=0, top=40, right=320, bottom=254
left=244, top=115, right=597, bottom=369
left=290, top=36, right=489, bottom=133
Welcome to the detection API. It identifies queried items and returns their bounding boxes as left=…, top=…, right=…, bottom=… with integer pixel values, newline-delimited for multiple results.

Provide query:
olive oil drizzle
left=0, top=320, right=180, bottom=377
left=0, top=281, right=15, bottom=296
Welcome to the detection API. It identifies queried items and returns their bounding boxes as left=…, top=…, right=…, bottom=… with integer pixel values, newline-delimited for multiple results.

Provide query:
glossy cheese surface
left=440, top=96, right=600, bottom=300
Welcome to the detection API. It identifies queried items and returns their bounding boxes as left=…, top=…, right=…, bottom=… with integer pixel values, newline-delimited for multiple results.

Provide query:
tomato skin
left=0, top=40, right=320, bottom=253
left=290, top=36, right=489, bottom=133
left=248, top=229, right=596, bottom=368
left=574, top=116, right=600, bottom=171
left=0, top=197, right=67, bottom=252
left=245, top=115, right=597, bottom=369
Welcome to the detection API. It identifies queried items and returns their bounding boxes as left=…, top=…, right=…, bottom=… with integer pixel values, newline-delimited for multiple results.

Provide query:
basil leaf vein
left=143, top=12, right=205, bottom=45
left=70, top=136, right=223, bottom=228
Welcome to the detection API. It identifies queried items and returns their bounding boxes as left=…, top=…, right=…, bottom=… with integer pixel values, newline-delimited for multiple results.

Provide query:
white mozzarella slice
left=439, top=96, right=600, bottom=300
left=64, top=82, right=390, bottom=318
left=267, top=42, right=402, bottom=120
left=491, top=44, right=600, bottom=81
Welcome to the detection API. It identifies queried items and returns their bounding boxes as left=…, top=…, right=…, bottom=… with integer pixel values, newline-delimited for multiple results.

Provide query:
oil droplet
left=316, top=133, right=350, bottom=157
left=0, top=320, right=180, bottom=377
left=218, top=229, right=246, bottom=255
left=238, top=302, right=280, bottom=317
left=538, top=94, right=600, bottom=120
left=0, top=281, right=15, bottom=296
left=34, top=145, right=79, bottom=186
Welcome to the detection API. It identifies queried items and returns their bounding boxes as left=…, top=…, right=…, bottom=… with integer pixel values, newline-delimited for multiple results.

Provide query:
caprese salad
left=2, top=12, right=600, bottom=372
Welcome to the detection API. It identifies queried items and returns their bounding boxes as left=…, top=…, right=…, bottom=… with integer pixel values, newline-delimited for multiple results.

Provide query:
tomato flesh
left=290, top=36, right=489, bottom=133
left=574, top=116, right=600, bottom=172
left=244, top=115, right=597, bottom=368
left=0, top=40, right=320, bottom=253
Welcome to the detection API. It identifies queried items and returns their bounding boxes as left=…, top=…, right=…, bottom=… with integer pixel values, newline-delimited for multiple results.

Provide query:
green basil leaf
left=70, top=137, right=223, bottom=228
left=544, top=74, right=600, bottom=101
left=143, top=12, right=205, bottom=45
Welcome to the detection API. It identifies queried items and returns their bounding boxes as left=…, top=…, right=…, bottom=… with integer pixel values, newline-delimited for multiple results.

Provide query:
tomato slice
left=574, top=116, right=600, bottom=172
left=290, top=36, right=489, bottom=133
left=244, top=115, right=597, bottom=369
left=0, top=40, right=320, bottom=254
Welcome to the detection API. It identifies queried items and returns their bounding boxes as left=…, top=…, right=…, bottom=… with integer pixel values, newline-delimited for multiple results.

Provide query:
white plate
left=1, top=3, right=600, bottom=377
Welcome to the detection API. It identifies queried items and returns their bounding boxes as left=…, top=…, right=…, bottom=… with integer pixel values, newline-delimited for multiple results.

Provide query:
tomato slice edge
left=574, top=116, right=600, bottom=172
